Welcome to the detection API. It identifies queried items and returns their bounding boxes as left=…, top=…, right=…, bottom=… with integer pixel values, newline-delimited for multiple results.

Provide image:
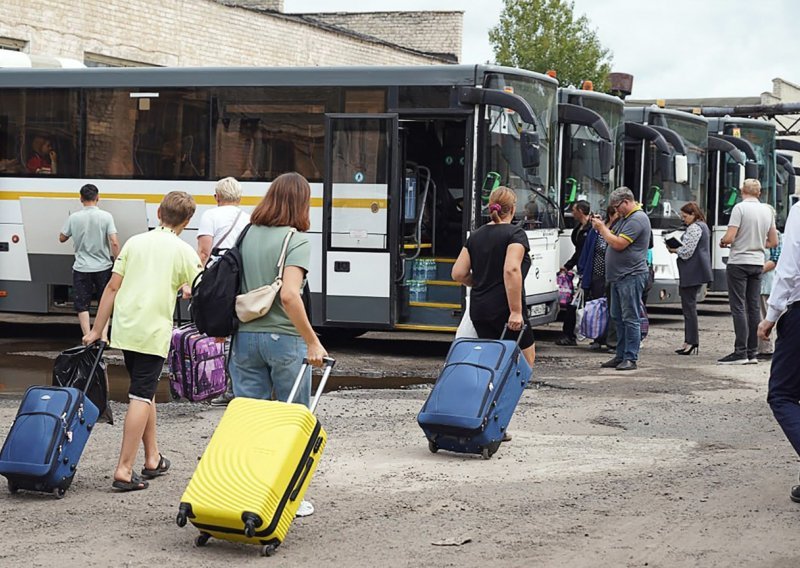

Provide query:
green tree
left=489, top=0, right=613, bottom=90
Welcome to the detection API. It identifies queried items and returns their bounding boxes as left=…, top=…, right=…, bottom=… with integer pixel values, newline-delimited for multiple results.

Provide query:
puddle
left=0, top=352, right=432, bottom=402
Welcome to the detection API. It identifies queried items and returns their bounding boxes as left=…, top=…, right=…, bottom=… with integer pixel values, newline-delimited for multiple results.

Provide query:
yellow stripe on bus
left=0, top=191, right=386, bottom=209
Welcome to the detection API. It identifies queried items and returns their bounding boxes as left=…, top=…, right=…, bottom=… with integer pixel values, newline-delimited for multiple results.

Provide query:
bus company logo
left=534, top=267, right=540, bottom=278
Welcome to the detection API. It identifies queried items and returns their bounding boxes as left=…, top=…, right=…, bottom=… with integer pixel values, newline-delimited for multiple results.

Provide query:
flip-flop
left=141, top=454, right=171, bottom=479
left=112, top=473, right=149, bottom=492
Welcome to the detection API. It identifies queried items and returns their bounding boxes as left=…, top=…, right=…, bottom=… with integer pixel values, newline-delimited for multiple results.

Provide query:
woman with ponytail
left=452, top=187, right=536, bottom=376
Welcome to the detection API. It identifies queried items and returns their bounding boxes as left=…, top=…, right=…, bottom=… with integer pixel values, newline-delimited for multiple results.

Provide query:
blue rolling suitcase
left=0, top=342, right=105, bottom=498
left=418, top=327, right=532, bottom=459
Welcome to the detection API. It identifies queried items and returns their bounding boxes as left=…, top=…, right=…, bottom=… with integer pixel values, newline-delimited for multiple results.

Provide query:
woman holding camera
left=668, top=201, right=712, bottom=355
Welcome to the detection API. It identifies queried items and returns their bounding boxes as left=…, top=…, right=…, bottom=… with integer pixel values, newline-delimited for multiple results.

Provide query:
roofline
left=229, top=7, right=458, bottom=63
left=626, top=105, right=709, bottom=125
left=0, top=64, right=557, bottom=89
left=705, top=116, right=777, bottom=130
left=296, top=10, right=465, bottom=16
left=558, top=87, right=624, bottom=108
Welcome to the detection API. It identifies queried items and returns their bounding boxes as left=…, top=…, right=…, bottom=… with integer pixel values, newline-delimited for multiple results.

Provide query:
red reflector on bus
left=11, top=235, right=19, bottom=243
left=0, top=291, right=7, bottom=297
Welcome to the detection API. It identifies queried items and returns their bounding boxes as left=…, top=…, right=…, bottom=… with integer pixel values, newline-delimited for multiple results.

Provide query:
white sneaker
left=745, top=358, right=758, bottom=365
left=296, top=500, right=314, bottom=518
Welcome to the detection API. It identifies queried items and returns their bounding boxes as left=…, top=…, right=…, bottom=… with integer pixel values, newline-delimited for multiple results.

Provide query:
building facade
left=0, top=0, right=463, bottom=68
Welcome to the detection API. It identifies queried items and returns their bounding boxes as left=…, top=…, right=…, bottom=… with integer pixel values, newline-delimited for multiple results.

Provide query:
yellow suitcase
left=177, top=358, right=334, bottom=557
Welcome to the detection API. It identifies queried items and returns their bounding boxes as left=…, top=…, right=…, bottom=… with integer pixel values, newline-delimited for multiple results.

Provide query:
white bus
left=0, top=65, right=561, bottom=334
left=556, top=87, right=624, bottom=266
left=705, top=118, right=776, bottom=292
left=622, top=107, right=708, bottom=305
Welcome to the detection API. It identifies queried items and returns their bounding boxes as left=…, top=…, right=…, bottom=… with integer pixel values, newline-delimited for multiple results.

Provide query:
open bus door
left=322, top=114, right=399, bottom=329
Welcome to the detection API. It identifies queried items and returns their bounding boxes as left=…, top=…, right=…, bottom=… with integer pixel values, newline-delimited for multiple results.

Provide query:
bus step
left=419, top=282, right=461, bottom=304
left=404, top=303, right=462, bottom=327
left=404, top=258, right=458, bottom=282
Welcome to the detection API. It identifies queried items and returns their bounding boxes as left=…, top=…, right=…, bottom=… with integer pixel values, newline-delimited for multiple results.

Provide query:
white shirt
left=767, top=201, right=800, bottom=321
left=197, top=205, right=250, bottom=250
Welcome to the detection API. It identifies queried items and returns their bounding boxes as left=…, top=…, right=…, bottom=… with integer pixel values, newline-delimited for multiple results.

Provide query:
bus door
left=322, top=114, right=399, bottom=327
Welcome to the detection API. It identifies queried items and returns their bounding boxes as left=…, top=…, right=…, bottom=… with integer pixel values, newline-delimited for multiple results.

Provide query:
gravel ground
left=0, top=298, right=798, bottom=567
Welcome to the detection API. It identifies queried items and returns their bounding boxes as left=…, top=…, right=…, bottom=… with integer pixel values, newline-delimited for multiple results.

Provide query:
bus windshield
left=481, top=73, right=558, bottom=229
left=562, top=97, right=623, bottom=225
left=717, top=153, right=744, bottom=225
left=647, top=115, right=707, bottom=230
left=726, top=124, right=777, bottom=212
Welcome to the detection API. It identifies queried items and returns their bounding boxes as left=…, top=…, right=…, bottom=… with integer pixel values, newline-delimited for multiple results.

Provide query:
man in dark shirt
left=590, top=187, right=651, bottom=371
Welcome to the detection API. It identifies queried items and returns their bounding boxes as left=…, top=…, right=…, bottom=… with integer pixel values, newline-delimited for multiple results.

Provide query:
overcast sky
left=286, top=0, right=799, bottom=99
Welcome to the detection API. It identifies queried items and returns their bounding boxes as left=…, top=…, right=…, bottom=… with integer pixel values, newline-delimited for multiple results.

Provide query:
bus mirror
left=520, top=131, right=540, bottom=169
left=674, top=155, right=688, bottom=184
left=745, top=161, right=759, bottom=180
left=599, top=140, right=613, bottom=174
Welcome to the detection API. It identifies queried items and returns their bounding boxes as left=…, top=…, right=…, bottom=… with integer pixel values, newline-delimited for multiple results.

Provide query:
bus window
left=3, top=89, right=80, bottom=177
left=85, top=88, right=208, bottom=179
left=213, top=87, right=338, bottom=182
left=0, top=91, right=25, bottom=174
left=344, top=89, right=386, bottom=113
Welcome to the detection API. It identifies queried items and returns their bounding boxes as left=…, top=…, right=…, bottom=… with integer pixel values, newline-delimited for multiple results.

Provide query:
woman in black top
left=451, top=186, right=536, bottom=368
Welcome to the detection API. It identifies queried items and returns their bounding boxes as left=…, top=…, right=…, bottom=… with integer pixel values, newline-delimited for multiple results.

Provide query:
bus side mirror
left=745, top=161, right=759, bottom=180
left=520, top=131, right=540, bottom=169
left=674, top=155, right=688, bottom=184
left=599, top=140, right=613, bottom=175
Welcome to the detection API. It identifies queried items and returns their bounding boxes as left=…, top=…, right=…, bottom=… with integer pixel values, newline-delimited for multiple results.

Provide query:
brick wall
left=0, top=0, right=457, bottom=67
left=295, top=11, right=463, bottom=63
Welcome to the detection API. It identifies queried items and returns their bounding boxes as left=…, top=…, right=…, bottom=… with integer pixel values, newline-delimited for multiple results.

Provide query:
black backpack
left=191, top=224, right=252, bottom=337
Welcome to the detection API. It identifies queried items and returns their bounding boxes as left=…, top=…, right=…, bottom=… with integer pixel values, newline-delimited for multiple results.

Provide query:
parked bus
left=556, top=86, right=624, bottom=267
left=622, top=106, right=708, bottom=305
left=705, top=118, right=776, bottom=292
left=0, top=65, right=561, bottom=332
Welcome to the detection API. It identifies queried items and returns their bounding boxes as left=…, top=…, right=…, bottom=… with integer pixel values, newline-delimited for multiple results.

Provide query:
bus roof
left=705, top=116, right=776, bottom=131
left=624, top=105, right=708, bottom=126
left=0, top=64, right=558, bottom=89
left=558, top=87, right=624, bottom=108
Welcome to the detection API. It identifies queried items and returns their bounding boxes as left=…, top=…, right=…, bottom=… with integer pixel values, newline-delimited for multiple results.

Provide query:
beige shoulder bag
left=235, top=228, right=296, bottom=323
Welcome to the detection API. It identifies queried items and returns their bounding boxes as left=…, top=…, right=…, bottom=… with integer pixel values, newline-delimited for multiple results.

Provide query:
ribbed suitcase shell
left=179, top=397, right=326, bottom=547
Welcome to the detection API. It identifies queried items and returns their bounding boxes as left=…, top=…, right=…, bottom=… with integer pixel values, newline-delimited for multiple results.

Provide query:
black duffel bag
left=52, top=343, right=113, bottom=424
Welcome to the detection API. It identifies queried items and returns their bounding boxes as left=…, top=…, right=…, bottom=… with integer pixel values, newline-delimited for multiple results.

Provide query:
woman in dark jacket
left=668, top=201, right=712, bottom=355
left=556, top=200, right=592, bottom=346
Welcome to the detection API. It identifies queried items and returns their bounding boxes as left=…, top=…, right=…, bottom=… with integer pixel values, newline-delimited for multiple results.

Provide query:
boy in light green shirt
left=84, top=191, right=201, bottom=492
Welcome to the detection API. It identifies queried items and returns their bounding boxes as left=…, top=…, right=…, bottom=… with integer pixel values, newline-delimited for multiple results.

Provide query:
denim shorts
left=229, top=331, right=311, bottom=407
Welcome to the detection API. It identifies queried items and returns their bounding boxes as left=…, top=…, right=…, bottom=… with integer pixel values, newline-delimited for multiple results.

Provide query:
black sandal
left=141, top=454, right=171, bottom=479
left=112, top=473, right=149, bottom=492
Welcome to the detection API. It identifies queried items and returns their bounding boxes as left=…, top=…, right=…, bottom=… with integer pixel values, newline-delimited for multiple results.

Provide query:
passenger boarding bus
left=623, top=107, right=708, bottom=305
left=705, top=118, right=776, bottom=292
left=0, top=65, right=561, bottom=333
left=556, top=87, right=624, bottom=266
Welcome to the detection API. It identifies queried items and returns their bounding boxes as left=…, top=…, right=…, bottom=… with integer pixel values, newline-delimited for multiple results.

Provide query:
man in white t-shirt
left=718, top=178, right=778, bottom=365
left=197, top=177, right=249, bottom=406
left=197, top=177, right=250, bottom=266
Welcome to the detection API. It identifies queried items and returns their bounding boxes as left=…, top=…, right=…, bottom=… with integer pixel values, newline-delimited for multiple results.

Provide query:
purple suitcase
left=168, top=324, right=226, bottom=402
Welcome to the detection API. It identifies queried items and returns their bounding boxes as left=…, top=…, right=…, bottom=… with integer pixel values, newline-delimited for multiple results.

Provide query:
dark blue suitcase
left=417, top=328, right=532, bottom=459
left=0, top=342, right=104, bottom=498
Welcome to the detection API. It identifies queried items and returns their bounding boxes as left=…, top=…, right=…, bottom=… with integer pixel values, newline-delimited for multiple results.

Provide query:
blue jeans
left=230, top=332, right=311, bottom=408
left=767, top=307, right=800, bottom=457
left=610, top=272, right=649, bottom=362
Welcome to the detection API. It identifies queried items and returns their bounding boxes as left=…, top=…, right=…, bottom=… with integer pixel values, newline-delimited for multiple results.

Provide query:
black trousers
left=679, top=285, right=702, bottom=345
left=767, top=307, right=800, bottom=458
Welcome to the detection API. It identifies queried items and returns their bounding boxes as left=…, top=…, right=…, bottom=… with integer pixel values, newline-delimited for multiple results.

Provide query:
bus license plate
left=528, top=304, right=547, bottom=317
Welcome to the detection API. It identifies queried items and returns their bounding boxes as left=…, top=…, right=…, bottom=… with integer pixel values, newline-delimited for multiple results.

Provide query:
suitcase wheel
left=194, top=533, right=211, bottom=547
left=7, top=480, right=18, bottom=494
left=261, top=544, right=277, bottom=557
left=176, top=511, right=188, bottom=528
left=428, top=440, right=439, bottom=454
left=481, top=447, right=491, bottom=460
left=55, top=486, right=67, bottom=499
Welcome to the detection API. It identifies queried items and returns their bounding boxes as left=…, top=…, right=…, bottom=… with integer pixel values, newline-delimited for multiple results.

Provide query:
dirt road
left=0, top=299, right=797, bottom=567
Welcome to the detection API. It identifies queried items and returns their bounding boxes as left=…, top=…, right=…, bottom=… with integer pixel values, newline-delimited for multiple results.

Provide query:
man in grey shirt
left=590, top=187, right=651, bottom=371
left=718, top=179, right=778, bottom=365
left=59, top=184, right=120, bottom=341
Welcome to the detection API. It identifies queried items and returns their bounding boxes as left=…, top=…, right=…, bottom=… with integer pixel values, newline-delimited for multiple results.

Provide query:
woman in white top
left=196, top=177, right=250, bottom=266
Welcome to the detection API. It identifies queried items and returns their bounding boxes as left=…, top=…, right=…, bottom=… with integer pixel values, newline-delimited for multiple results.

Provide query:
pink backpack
left=557, top=271, right=575, bottom=307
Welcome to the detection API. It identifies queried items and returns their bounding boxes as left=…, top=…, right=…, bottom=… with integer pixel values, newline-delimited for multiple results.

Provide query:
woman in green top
left=231, top=172, right=328, bottom=406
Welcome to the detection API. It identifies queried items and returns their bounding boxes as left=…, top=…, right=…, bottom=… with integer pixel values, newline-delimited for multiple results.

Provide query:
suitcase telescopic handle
left=286, top=357, right=336, bottom=414
left=499, top=324, right=528, bottom=349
